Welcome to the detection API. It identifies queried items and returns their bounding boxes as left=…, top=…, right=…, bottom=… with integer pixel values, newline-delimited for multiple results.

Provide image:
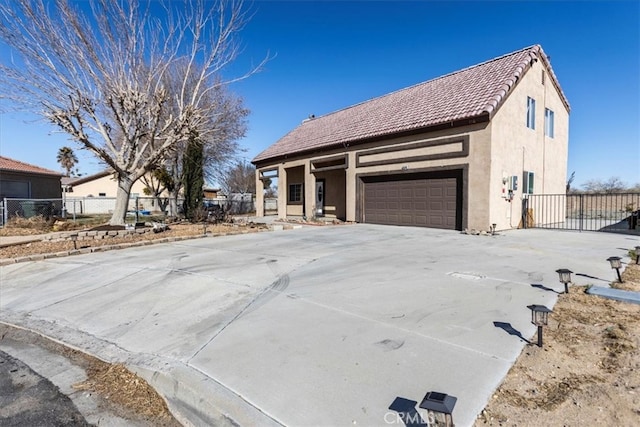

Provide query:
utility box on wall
left=502, top=175, right=518, bottom=200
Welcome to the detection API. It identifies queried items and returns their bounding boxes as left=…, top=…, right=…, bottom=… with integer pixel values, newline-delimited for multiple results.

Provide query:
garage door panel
left=363, top=172, right=461, bottom=229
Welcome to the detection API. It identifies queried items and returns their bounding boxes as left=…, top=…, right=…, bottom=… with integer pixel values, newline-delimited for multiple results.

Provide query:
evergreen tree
left=182, top=132, right=204, bottom=221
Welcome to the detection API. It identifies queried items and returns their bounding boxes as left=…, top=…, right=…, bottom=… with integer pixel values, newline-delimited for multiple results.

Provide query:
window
left=288, top=183, right=302, bottom=203
left=526, top=97, right=536, bottom=129
left=545, top=108, right=555, bottom=138
left=523, top=171, right=535, bottom=194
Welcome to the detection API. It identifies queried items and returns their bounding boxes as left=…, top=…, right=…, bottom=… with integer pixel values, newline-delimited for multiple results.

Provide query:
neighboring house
left=0, top=156, right=62, bottom=199
left=61, top=170, right=149, bottom=198
left=203, top=187, right=222, bottom=199
left=61, top=170, right=165, bottom=214
left=252, top=45, right=570, bottom=231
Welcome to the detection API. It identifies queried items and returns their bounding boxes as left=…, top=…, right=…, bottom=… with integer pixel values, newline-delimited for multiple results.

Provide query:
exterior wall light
left=607, top=256, right=623, bottom=283
left=418, top=391, right=457, bottom=426
left=527, top=304, right=552, bottom=347
left=555, top=268, right=573, bottom=294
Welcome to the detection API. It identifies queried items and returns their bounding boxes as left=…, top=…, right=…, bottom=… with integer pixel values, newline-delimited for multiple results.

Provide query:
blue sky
left=1, top=0, right=638, bottom=189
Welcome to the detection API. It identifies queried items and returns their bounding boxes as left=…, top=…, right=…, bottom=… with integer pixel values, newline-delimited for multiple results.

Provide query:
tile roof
left=253, top=45, right=569, bottom=164
left=0, top=156, right=62, bottom=176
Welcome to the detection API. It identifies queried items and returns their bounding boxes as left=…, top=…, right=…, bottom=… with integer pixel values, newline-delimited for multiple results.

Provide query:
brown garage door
left=363, top=171, right=461, bottom=229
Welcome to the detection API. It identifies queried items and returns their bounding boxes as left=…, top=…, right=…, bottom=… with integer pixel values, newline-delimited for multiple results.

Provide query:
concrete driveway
left=1, top=225, right=636, bottom=426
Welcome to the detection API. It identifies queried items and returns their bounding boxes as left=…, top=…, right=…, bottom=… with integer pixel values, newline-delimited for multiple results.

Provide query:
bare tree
left=149, top=75, right=248, bottom=217
left=220, top=160, right=256, bottom=195
left=566, top=171, right=575, bottom=193
left=581, top=177, right=627, bottom=194
left=0, top=0, right=264, bottom=224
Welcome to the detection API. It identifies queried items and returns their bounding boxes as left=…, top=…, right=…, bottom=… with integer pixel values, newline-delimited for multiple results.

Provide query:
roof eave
left=252, top=113, right=490, bottom=167
left=0, top=168, right=63, bottom=178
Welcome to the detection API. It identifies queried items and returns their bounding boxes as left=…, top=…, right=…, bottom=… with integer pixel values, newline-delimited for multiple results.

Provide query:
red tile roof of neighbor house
left=0, top=156, right=62, bottom=176
left=253, top=45, right=570, bottom=164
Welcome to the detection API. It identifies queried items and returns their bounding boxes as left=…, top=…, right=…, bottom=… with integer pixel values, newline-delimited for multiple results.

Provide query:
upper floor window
left=288, top=183, right=302, bottom=203
left=526, top=97, right=536, bottom=129
left=545, top=108, right=555, bottom=138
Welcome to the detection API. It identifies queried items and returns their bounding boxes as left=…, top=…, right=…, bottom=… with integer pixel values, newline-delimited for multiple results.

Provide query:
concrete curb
left=0, top=316, right=282, bottom=427
left=586, top=286, right=640, bottom=305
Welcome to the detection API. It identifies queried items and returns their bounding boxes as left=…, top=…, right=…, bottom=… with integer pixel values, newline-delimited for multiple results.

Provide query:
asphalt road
left=1, top=225, right=636, bottom=426
left=0, top=349, right=89, bottom=426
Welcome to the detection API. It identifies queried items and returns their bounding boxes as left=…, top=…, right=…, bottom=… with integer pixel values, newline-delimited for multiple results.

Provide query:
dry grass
left=476, top=263, right=640, bottom=426
left=0, top=215, right=52, bottom=234
left=73, top=361, right=176, bottom=422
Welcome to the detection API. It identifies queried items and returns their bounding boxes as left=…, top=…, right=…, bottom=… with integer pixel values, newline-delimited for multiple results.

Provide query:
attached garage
left=361, top=170, right=463, bottom=230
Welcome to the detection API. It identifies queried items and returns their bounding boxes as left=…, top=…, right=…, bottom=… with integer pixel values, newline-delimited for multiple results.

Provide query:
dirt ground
left=0, top=220, right=268, bottom=259
left=475, top=262, right=640, bottom=427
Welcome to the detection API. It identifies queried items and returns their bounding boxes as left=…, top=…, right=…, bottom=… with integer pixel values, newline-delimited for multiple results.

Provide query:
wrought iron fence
left=524, top=193, right=640, bottom=233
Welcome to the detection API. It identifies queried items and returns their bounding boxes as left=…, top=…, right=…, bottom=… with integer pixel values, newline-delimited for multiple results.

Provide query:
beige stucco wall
left=489, top=59, right=569, bottom=229
left=285, top=165, right=304, bottom=216
left=69, top=174, right=149, bottom=198
left=314, top=169, right=346, bottom=219
left=258, top=125, right=489, bottom=227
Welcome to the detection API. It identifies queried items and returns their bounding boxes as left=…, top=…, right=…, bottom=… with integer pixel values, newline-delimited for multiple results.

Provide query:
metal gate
left=523, top=193, right=640, bottom=233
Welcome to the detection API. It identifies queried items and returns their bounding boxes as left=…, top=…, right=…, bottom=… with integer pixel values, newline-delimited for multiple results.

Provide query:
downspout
left=542, top=70, right=548, bottom=193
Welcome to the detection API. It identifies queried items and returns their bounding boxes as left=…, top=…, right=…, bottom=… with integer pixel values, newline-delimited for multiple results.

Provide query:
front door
left=315, top=180, right=325, bottom=217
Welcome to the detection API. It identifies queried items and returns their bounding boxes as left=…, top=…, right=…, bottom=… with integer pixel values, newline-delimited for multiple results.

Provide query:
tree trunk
left=156, top=196, right=169, bottom=214
left=110, top=176, right=135, bottom=225
left=168, top=189, right=179, bottom=217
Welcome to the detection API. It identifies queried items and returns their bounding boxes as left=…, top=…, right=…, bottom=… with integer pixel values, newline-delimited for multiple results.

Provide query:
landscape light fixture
left=635, top=246, right=640, bottom=264
left=555, top=268, right=573, bottom=294
left=606, top=256, right=623, bottom=283
left=419, top=391, right=457, bottom=427
left=527, top=304, right=552, bottom=348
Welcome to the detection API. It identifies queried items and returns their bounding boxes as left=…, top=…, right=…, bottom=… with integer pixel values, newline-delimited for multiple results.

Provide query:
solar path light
left=419, top=391, right=457, bottom=427
left=607, top=256, right=623, bottom=283
left=528, top=304, right=552, bottom=348
left=555, top=268, right=573, bottom=294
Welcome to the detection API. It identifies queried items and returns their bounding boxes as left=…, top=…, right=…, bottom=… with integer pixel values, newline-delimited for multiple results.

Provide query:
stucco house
left=61, top=170, right=149, bottom=198
left=252, top=45, right=570, bottom=231
left=61, top=170, right=166, bottom=214
left=0, top=156, right=62, bottom=199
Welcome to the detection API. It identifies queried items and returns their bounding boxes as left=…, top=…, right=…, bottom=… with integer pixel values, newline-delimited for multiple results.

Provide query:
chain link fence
left=2, top=198, right=63, bottom=225
left=2, top=195, right=256, bottom=226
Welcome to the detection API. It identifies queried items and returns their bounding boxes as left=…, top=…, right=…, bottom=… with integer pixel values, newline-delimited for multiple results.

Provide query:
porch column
left=304, top=162, right=315, bottom=219
left=255, top=169, right=264, bottom=217
left=277, top=165, right=287, bottom=219
left=345, top=152, right=357, bottom=222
